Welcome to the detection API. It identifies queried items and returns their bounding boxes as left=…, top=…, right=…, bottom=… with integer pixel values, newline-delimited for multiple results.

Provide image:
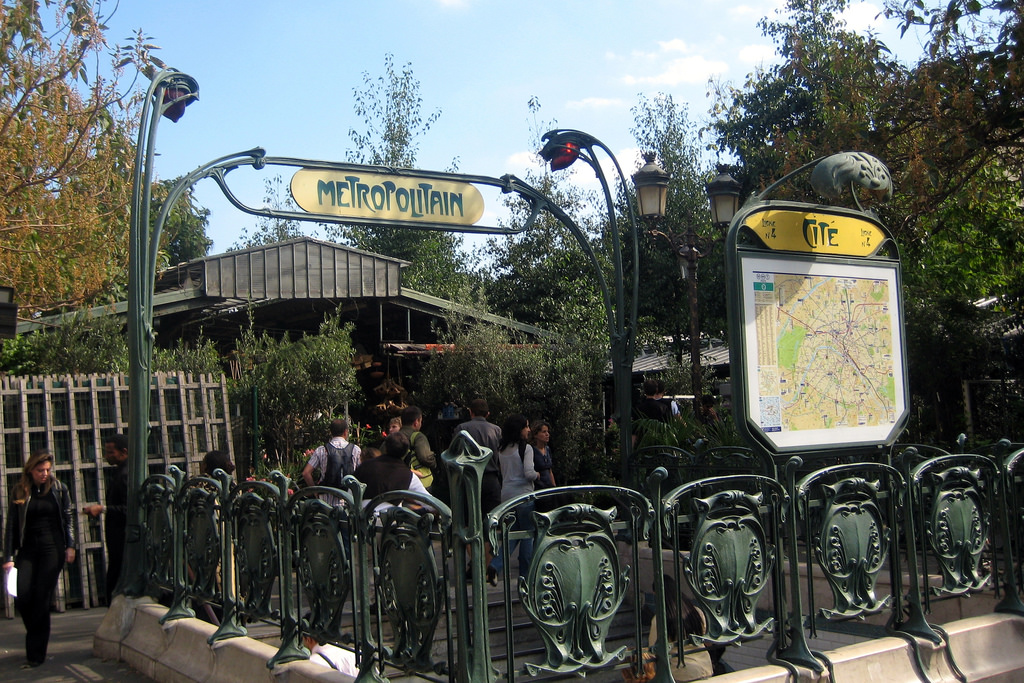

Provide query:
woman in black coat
left=3, top=449, right=76, bottom=669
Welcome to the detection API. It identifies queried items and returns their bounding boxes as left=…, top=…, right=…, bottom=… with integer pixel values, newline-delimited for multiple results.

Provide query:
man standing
left=84, top=433, right=129, bottom=604
left=633, top=379, right=673, bottom=448
left=396, top=406, right=436, bottom=491
left=455, top=399, right=502, bottom=516
left=302, top=418, right=362, bottom=505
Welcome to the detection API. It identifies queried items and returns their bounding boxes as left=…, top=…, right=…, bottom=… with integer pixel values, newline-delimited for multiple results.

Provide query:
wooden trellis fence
left=1, top=372, right=233, bottom=616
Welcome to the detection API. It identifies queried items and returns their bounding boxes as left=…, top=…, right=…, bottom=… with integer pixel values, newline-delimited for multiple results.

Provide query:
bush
left=230, top=314, right=359, bottom=468
left=415, top=312, right=609, bottom=485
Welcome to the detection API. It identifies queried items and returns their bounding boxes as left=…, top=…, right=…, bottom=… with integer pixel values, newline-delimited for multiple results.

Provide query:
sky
left=100, top=0, right=922, bottom=255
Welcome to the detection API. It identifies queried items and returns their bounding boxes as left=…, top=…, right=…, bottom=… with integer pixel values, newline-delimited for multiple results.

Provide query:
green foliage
left=630, top=94, right=725, bottom=355
left=478, top=99, right=607, bottom=340
left=4, top=314, right=129, bottom=375
left=153, top=337, right=222, bottom=375
left=331, top=53, right=469, bottom=299
left=0, top=314, right=224, bottom=378
left=634, top=410, right=743, bottom=450
left=0, top=334, right=36, bottom=376
left=708, top=0, right=1024, bottom=444
left=415, top=311, right=607, bottom=485
left=231, top=314, right=359, bottom=466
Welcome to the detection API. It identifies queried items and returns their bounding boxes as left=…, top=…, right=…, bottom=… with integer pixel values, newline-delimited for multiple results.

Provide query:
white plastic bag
left=5, top=566, right=16, bottom=598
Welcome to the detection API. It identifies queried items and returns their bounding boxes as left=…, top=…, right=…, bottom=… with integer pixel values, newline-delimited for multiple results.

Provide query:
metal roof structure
left=18, top=237, right=544, bottom=353
left=631, top=344, right=731, bottom=374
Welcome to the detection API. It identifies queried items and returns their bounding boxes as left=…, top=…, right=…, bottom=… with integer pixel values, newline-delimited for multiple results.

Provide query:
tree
left=479, top=98, right=607, bottom=340
left=630, top=93, right=723, bottom=358
left=415, top=312, right=608, bottom=485
left=0, top=1, right=157, bottom=316
left=329, top=54, right=470, bottom=299
left=708, top=0, right=1024, bottom=443
left=231, top=314, right=359, bottom=465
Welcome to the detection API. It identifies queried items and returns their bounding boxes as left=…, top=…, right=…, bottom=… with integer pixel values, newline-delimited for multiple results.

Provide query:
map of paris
left=741, top=259, right=904, bottom=450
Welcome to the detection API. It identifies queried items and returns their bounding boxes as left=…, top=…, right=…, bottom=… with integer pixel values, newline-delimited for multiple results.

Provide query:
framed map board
left=733, top=252, right=907, bottom=453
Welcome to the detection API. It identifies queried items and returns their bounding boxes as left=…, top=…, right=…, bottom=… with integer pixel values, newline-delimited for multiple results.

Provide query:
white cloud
left=737, top=44, right=777, bottom=66
left=505, top=150, right=542, bottom=176
left=624, top=55, right=729, bottom=86
left=658, top=38, right=690, bottom=53
left=842, top=2, right=883, bottom=33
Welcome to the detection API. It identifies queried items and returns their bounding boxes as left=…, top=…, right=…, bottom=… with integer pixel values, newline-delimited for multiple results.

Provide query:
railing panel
left=362, top=488, right=453, bottom=677
left=487, top=484, right=653, bottom=682
left=659, top=474, right=787, bottom=649
left=780, top=458, right=917, bottom=674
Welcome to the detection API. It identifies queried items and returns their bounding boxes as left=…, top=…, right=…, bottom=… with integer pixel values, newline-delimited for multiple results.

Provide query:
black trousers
left=15, top=543, right=65, bottom=665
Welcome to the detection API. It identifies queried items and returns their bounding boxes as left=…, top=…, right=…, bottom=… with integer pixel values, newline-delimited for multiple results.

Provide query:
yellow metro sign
left=744, top=208, right=886, bottom=257
left=291, top=168, right=485, bottom=226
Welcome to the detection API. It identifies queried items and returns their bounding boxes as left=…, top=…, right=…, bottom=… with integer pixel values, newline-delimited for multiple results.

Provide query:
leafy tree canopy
left=708, top=0, right=1024, bottom=442
left=630, top=93, right=726, bottom=357
left=0, top=0, right=160, bottom=316
left=330, top=54, right=470, bottom=300
left=478, top=98, right=607, bottom=342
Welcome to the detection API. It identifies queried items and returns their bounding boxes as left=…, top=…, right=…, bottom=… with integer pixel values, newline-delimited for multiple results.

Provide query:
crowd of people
left=1, top=384, right=720, bottom=676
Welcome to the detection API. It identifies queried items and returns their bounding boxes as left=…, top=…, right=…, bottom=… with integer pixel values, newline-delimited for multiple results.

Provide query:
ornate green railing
left=136, top=435, right=1024, bottom=681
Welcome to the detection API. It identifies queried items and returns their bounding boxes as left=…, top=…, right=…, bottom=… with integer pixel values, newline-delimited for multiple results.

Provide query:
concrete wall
left=95, top=595, right=1024, bottom=683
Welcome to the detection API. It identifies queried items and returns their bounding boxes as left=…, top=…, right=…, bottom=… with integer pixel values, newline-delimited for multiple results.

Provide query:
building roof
left=18, top=237, right=544, bottom=349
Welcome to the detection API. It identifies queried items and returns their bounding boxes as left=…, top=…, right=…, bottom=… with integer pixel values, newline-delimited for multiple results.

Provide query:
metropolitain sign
left=290, top=168, right=485, bottom=226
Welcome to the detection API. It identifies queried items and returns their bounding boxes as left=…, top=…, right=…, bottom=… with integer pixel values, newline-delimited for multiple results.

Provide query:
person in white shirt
left=302, top=632, right=358, bottom=676
left=302, top=418, right=362, bottom=506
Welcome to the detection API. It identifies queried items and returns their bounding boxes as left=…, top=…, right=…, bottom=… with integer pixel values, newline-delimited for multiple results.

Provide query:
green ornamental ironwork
left=289, top=488, right=354, bottom=637
left=139, top=469, right=178, bottom=595
left=662, top=475, right=786, bottom=644
left=375, top=505, right=447, bottom=672
left=520, top=503, right=629, bottom=675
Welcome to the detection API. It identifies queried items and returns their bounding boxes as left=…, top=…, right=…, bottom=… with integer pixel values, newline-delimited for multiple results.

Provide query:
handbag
left=621, top=648, right=656, bottom=683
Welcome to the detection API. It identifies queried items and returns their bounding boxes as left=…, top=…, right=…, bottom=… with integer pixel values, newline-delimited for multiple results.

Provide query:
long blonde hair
left=13, top=449, right=54, bottom=504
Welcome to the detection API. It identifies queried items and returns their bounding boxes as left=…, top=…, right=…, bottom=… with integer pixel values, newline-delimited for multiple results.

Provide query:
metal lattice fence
left=1, top=372, right=233, bottom=616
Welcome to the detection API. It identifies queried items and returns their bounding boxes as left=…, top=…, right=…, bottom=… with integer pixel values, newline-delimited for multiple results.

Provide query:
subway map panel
left=741, top=258, right=904, bottom=450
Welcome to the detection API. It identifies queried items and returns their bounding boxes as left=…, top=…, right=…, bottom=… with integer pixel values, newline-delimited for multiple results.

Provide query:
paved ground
left=0, top=608, right=152, bottom=682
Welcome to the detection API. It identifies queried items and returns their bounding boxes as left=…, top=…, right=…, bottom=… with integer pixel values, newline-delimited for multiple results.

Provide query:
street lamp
left=539, top=129, right=642, bottom=485
left=707, top=167, right=743, bottom=229
left=123, top=68, right=198, bottom=596
left=634, top=157, right=742, bottom=412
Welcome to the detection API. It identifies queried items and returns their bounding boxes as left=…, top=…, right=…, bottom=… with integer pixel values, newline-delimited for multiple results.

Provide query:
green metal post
left=123, top=69, right=198, bottom=597
left=441, top=431, right=496, bottom=683
left=539, top=130, right=640, bottom=486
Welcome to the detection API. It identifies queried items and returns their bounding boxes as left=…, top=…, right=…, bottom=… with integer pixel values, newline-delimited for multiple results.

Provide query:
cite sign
left=746, top=208, right=886, bottom=257
left=290, top=168, right=485, bottom=226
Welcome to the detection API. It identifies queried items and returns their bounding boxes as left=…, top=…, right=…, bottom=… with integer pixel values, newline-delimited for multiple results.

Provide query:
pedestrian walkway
left=0, top=607, right=152, bottom=682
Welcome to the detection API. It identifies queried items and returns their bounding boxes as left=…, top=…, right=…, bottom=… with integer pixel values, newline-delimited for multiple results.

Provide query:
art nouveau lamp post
left=121, top=69, right=198, bottom=596
left=539, top=130, right=649, bottom=482
left=633, top=157, right=741, bottom=411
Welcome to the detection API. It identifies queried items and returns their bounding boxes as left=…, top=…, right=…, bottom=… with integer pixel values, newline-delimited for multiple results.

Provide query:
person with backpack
left=395, top=406, right=436, bottom=492
left=302, top=418, right=362, bottom=506
left=486, top=414, right=539, bottom=586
